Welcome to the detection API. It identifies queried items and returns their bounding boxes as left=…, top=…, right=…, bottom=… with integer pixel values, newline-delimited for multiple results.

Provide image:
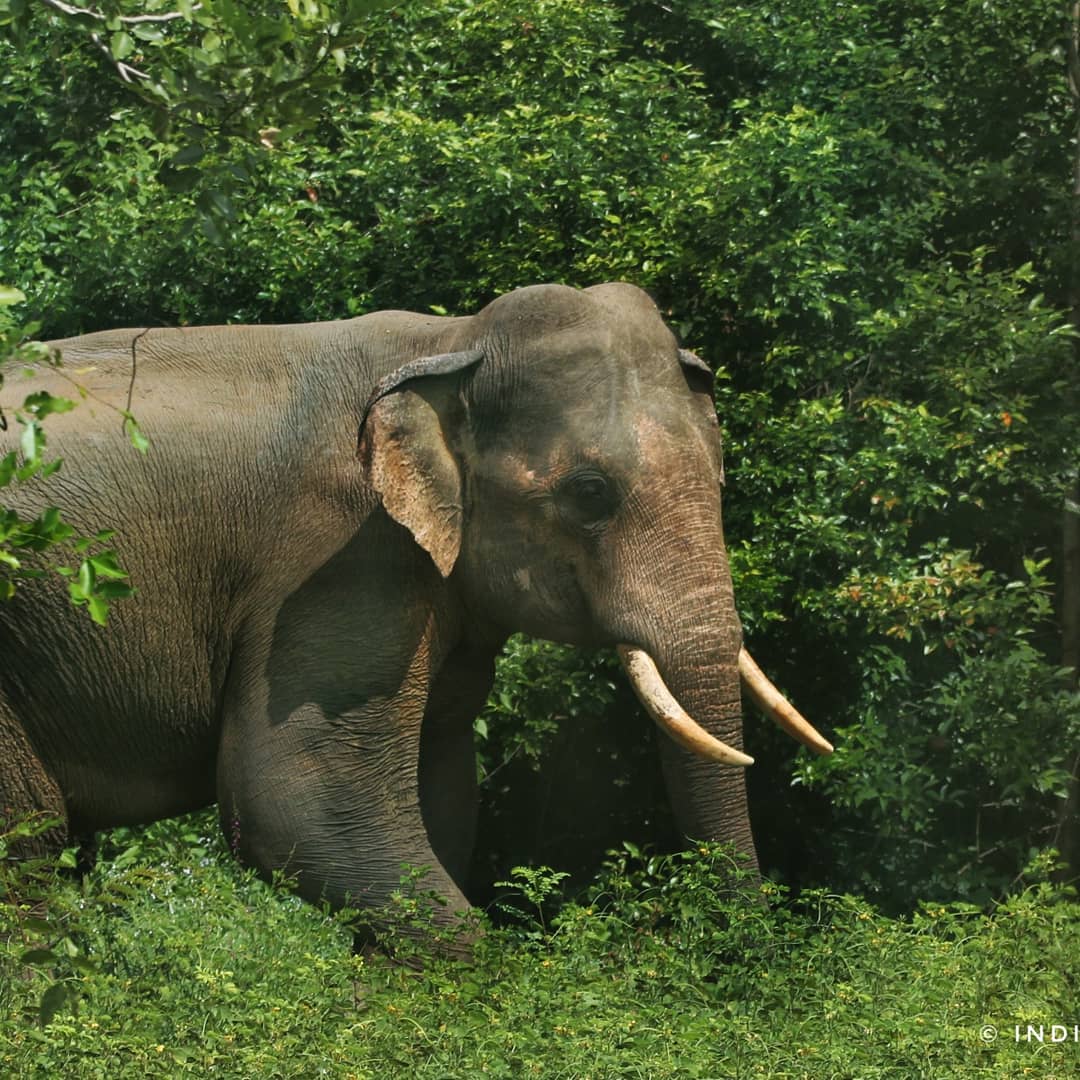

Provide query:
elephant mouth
left=617, top=644, right=834, bottom=766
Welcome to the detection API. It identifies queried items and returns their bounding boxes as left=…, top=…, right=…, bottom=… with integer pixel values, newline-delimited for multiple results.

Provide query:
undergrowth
left=2, top=813, right=1078, bottom=1078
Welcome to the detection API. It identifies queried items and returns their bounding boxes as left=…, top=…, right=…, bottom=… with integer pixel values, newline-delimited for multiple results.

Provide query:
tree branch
left=37, top=0, right=205, bottom=83
left=1071, top=3, right=1080, bottom=102
left=38, top=0, right=200, bottom=24
left=88, top=30, right=149, bottom=82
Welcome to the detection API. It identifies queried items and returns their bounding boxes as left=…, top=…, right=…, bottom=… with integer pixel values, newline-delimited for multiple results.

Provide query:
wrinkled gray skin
left=0, top=283, right=753, bottom=937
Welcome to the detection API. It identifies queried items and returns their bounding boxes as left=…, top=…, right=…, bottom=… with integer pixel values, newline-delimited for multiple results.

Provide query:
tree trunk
left=1059, top=479, right=1080, bottom=874
left=1056, top=3, right=1080, bottom=877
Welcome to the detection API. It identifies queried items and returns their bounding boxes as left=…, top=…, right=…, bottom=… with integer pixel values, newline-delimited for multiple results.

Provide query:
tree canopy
left=1, top=0, right=1077, bottom=906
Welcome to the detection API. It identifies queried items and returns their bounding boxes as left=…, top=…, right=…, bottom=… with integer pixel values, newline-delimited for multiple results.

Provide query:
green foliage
left=2, top=830, right=1077, bottom=1077
left=473, top=635, right=669, bottom=895
left=492, top=864, right=569, bottom=933
left=476, top=635, right=619, bottom=774
left=0, top=815, right=92, bottom=1027
left=0, top=0, right=393, bottom=236
left=0, top=0, right=1077, bottom=900
left=0, top=289, right=136, bottom=620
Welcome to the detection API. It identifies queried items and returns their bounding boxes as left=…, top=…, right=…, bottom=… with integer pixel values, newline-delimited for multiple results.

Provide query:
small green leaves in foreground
left=1, top=827, right=1076, bottom=1077
left=494, top=865, right=571, bottom=933
left=0, top=814, right=92, bottom=1028
left=0, top=285, right=135, bottom=621
left=57, top=541, right=135, bottom=626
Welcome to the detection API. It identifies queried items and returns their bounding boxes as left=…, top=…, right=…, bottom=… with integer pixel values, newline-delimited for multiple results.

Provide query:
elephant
left=0, top=283, right=830, bottom=942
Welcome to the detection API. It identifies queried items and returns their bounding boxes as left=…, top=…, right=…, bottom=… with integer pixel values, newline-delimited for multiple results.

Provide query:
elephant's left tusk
left=738, top=647, right=834, bottom=755
left=617, top=645, right=754, bottom=767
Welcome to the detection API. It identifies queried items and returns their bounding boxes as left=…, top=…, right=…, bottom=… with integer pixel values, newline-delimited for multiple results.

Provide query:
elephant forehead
left=481, top=281, right=673, bottom=353
left=477, top=315, right=669, bottom=394
left=631, top=410, right=716, bottom=473
left=479, top=282, right=604, bottom=335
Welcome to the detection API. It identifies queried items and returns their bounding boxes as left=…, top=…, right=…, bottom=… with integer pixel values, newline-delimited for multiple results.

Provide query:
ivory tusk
left=738, top=647, right=834, bottom=755
left=617, top=645, right=754, bottom=767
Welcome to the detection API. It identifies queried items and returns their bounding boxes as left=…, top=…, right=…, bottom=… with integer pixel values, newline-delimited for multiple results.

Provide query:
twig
left=89, top=31, right=149, bottom=82
left=39, top=0, right=203, bottom=82
left=39, top=0, right=200, bottom=25
left=126, top=328, right=150, bottom=422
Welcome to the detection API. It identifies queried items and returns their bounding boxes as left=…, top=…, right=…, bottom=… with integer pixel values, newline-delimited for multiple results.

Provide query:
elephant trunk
left=603, top=469, right=828, bottom=874
left=633, top=642, right=761, bottom=876
left=618, top=641, right=831, bottom=877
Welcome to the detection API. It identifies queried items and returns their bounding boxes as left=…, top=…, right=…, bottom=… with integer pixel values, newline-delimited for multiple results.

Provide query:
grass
left=2, top=814, right=1078, bottom=1078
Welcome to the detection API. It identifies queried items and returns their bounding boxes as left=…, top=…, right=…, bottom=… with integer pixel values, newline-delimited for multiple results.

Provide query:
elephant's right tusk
left=617, top=645, right=754, bottom=767
left=738, top=647, right=834, bottom=755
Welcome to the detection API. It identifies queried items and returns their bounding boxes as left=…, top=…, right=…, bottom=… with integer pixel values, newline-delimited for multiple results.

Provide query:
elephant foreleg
left=217, top=676, right=476, bottom=950
left=419, top=646, right=496, bottom=892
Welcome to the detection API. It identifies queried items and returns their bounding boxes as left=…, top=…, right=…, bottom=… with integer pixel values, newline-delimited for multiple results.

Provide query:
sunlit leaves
left=0, top=0, right=1076, bottom=901
left=1, top=0, right=396, bottom=239
left=63, top=544, right=135, bottom=624
left=0, top=289, right=134, bottom=620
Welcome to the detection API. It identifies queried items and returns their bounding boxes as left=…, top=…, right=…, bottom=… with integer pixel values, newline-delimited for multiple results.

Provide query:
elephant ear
left=678, top=348, right=725, bottom=484
left=678, top=348, right=714, bottom=387
left=357, top=350, right=483, bottom=577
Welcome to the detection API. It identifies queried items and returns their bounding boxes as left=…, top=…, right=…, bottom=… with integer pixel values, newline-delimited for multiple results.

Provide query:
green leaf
left=0, top=450, right=16, bottom=487
left=19, top=917, right=54, bottom=935
left=20, top=421, right=41, bottom=463
left=171, top=144, right=207, bottom=167
left=97, top=581, right=134, bottom=600
left=21, top=949, right=57, bottom=965
left=197, top=189, right=235, bottom=220
left=131, top=24, right=164, bottom=43
left=110, top=30, right=134, bottom=59
left=0, top=285, right=26, bottom=307
left=124, top=416, right=149, bottom=453
left=87, top=596, right=110, bottom=625
left=21, top=391, right=76, bottom=418
left=199, top=213, right=224, bottom=244
left=38, top=983, right=70, bottom=1027
left=15, top=456, right=44, bottom=483
left=158, top=166, right=201, bottom=193
left=89, top=552, right=128, bottom=580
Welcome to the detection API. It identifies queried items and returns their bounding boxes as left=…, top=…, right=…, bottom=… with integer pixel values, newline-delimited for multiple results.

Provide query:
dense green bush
left=3, top=823, right=1078, bottom=1077
left=1, top=0, right=1077, bottom=904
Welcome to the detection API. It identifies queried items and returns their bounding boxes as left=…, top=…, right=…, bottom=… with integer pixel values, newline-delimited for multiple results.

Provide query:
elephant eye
left=558, top=469, right=617, bottom=530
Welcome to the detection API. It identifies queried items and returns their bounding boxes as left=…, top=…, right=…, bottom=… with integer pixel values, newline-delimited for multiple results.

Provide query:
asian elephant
left=0, top=283, right=830, bottom=938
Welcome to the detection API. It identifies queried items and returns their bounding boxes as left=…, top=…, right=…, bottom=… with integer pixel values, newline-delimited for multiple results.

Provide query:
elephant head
left=358, top=282, right=830, bottom=878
